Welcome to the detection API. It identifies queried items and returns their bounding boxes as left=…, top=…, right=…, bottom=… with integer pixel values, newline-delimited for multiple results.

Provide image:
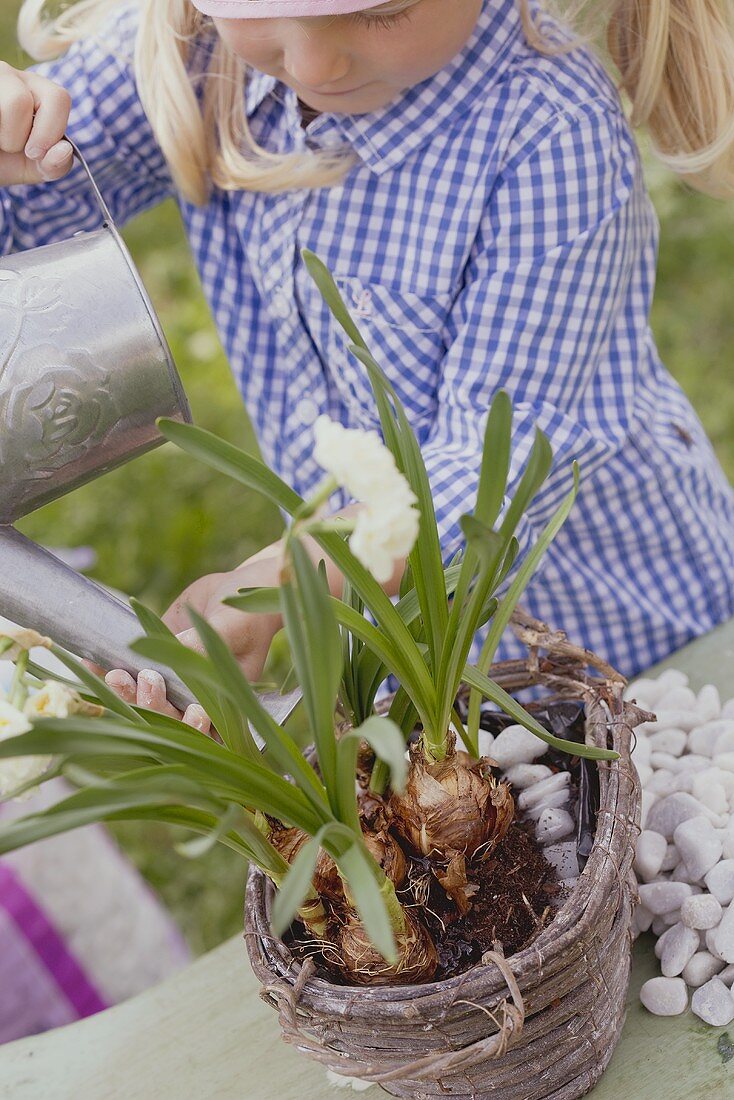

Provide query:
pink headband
left=191, top=0, right=393, bottom=17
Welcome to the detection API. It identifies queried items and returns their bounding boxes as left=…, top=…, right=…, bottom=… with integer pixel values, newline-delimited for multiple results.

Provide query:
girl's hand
left=0, top=61, right=74, bottom=185
left=99, top=545, right=285, bottom=720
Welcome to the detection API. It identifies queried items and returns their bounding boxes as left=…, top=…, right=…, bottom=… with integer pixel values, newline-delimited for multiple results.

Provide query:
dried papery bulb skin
left=389, top=745, right=515, bottom=862
left=364, top=829, right=408, bottom=890
left=337, top=910, right=439, bottom=986
left=270, top=824, right=309, bottom=865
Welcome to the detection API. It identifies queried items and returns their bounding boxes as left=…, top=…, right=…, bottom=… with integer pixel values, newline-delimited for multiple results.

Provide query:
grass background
left=2, top=5, right=734, bottom=954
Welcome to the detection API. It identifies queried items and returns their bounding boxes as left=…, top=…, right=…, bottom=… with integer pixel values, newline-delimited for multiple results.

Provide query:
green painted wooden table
left=1, top=622, right=734, bottom=1100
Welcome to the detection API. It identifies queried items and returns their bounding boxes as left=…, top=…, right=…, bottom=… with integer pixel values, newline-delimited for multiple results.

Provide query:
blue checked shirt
left=2, top=0, right=733, bottom=677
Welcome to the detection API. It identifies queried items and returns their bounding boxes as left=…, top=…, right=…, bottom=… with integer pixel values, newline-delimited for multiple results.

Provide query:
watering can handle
left=65, top=136, right=117, bottom=232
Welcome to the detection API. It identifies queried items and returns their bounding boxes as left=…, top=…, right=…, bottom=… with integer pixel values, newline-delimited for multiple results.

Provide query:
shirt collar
left=244, top=0, right=523, bottom=174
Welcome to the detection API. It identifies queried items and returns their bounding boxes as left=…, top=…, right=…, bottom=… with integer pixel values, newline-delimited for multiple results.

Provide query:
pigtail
left=607, top=0, right=734, bottom=198
left=526, top=1, right=734, bottom=198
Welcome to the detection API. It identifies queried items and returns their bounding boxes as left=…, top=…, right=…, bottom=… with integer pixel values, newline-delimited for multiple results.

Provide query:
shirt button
left=297, top=398, right=321, bottom=428
left=272, top=290, right=292, bottom=319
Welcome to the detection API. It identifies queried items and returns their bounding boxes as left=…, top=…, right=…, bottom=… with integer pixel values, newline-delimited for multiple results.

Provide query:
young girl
left=2, top=0, right=734, bottom=722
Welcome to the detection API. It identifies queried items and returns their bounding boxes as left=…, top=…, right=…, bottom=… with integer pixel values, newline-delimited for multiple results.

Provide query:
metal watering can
left=0, top=141, right=297, bottom=726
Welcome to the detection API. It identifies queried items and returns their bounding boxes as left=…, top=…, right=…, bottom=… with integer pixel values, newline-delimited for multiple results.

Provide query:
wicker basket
left=245, top=612, right=644, bottom=1099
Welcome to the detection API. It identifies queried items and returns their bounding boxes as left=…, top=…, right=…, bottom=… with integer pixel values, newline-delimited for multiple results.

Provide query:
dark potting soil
left=416, top=819, right=559, bottom=980
left=286, top=817, right=559, bottom=985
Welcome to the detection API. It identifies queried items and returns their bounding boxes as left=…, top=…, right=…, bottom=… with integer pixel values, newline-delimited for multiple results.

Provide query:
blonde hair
left=18, top=0, right=734, bottom=202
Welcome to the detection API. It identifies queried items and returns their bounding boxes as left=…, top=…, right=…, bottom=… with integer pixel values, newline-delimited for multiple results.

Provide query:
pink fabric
left=191, top=0, right=390, bottom=18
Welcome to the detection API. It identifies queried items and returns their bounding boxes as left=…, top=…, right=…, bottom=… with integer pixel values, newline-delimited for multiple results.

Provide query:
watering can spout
left=0, top=525, right=196, bottom=713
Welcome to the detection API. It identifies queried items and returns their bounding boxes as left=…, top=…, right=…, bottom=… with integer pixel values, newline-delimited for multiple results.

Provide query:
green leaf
left=349, top=716, right=407, bottom=794
left=224, top=587, right=281, bottom=615
left=48, top=645, right=141, bottom=723
left=157, top=418, right=304, bottom=515
left=175, top=802, right=243, bottom=859
left=459, top=516, right=505, bottom=568
left=499, top=427, right=553, bottom=542
left=270, top=833, right=322, bottom=937
left=333, top=842, right=398, bottom=963
left=184, top=606, right=327, bottom=809
left=461, top=664, right=619, bottom=761
left=475, top=390, right=513, bottom=529
left=466, top=465, right=580, bottom=746
left=0, top=718, right=328, bottom=832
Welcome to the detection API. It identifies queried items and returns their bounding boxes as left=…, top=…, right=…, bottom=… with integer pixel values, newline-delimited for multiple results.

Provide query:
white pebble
left=660, top=922, right=700, bottom=976
left=714, top=729, right=734, bottom=756
left=535, top=808, right=574, bottom=843
left=640, top=789, right=658, bottom=830
left=722, top=698, right=734, bottom=720
left=489, top=725, right=547, bottom=768
left=719, top=962, right=734, bottom=987
left=517, top=772, right=571, bottom=811
left=691, top=977, right=734, bottom=1026
left=690, top=720, right=734, bottom=757
left=647, top=770, right=675, bottom=796
left=671, top=861, right=695, bottom=885
left=326, top=1071, right=374, bottom=1092
left=706, top=927, right=727, bottom=961
left=717, top=752, right=734, bottom=774
left=477, top=730, right=495, bottom=756
left=661, top=844, right=679, bottom=872
left=691, top=775, right=729, bottom=815
left=655, top=924, right=677, bottom=958
left=523, top=790, right=571, bottom=820
left=503, top=764, right=553, bottom=790
left=637, top=881, right=693, bottom=916
left=651, top=752, right=682, bottom=773
left=652, top=915, right=671, bottom=936
left=681, top=893, right=723, bottom=930
left=704, top=861, right=734, bottom=906
left=674, top=817, right=723, bottom=882
left=647, top=793, right=718, bottom=840
left=624, top=677, right=661, bottom=707
left=640, top=709, right=701, bottom=734
left=542, top=841, right=578, bottom=879
left=719, top=823, right=734, bottom=861
left=697, top=767, right=734, bottom=799
left=670, top=773, right=695, bottom=794
left=662, top=686, right=699, bottom=711
left=634, top=831, right=668, bottom=882
left=697, top=684, right=722, bottom=723
left=713, top=901, right=734, bottom=963
left=682, top=951, right=725, bottom=988
left=636, top=763, right=654, bottom=786
left=658, top=669, right=689, bottom=691
left=632, top=905, right=654, bottom=936
left=672, top=754, right=712, bottom=773
left=640, top=976, right=688, bottom=1016
left=632, top=735, right=652, bottom=766
left=649, top=729, right=687, bottom=757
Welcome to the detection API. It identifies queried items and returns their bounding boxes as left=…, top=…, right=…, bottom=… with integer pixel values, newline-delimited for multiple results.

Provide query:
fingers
left=182, top=704, right=211, bottom=734
left=102, top=668, right=212, bottom=733
left=104, top=669, right=137, bottom=706
left=82, top=659, right=107, bottom=678
left=0, top=65, right=73, bottom=184
left=136, top=669, right=183, bottom=719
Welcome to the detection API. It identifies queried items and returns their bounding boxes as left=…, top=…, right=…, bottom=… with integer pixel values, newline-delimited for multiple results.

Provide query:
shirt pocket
left=315, top=276, right=453, bottom=432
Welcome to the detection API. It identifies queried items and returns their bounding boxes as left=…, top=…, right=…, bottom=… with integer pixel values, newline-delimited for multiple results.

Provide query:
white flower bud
left=313, top=417, right=420, bottom=581
left=0, top=700, right=49, bottom=799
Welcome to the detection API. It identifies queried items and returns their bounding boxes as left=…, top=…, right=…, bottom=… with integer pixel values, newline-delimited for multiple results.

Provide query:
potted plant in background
left=0, top=254, right=641, bottom=1098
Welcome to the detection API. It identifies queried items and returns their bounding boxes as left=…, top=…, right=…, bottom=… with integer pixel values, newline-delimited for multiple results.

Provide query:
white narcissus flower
left=313, top=417, right=420, bottom=581
left=0, top=627, right=53, bottom=661
left=24, top=680, right=103, bottom=720
left=0, top=700, right=49, bottom=799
